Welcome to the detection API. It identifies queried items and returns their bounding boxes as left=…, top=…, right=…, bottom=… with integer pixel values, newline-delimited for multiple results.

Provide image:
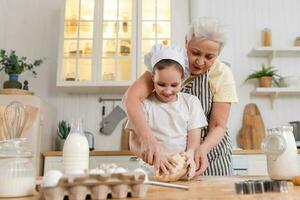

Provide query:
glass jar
left=262, top=28, right=272, bottom=46
left=0, top=138, right=35, bottom=197
left=262, top=126, right=298, bottom=180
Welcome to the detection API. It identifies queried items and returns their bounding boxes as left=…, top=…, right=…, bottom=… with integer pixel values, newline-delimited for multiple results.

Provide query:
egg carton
left=39, top=172, right=148, bottom=200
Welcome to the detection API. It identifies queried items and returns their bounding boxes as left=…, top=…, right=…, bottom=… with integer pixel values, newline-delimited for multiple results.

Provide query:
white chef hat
left=144, top=44, right=187, bottom=72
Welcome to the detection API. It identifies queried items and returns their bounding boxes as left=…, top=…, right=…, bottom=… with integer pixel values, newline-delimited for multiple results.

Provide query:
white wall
left=1, top=0, right=299, bottom=150
left=0, top=0, right=189, bottom=150
left=190, top=0, right=300, bottom=147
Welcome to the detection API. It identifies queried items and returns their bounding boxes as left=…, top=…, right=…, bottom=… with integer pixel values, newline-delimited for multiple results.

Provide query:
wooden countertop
left=2, top=176, right=300, bottom=200
left=42, top=149, right=300, bottom=157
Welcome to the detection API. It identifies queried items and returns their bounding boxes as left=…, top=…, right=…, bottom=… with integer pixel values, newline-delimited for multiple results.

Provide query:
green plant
left=245, top=64, right=281, bottom=85
left=0, top=49, right=44, bottom=77
left=57, top=120, right=71, bottom=140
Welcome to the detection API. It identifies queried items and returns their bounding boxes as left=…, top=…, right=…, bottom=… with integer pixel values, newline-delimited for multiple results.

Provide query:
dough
left=154, top=153, right=188, bottom=182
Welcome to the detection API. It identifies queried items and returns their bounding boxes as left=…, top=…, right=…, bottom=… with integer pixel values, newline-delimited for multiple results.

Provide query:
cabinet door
left=247, top=155, right=268, bottom=176
left=58, top=0, right=95, bottom=84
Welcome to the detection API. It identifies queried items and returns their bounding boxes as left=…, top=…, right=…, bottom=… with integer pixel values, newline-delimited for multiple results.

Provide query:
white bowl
left=280, top=76, right=300, bottom=88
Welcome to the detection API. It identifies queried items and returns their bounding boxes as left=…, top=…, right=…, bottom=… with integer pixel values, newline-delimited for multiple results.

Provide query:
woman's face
left=186, top=37, right=221, bottom=75
left=152, top=65, right=182, bottom=103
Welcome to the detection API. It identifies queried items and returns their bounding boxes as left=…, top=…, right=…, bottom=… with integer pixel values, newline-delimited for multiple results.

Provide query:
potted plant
left=245, top=64, right=281, bottom=87
left=57, top=120, right=71, bottom=150
left=0, top=49, right=44, bottom=89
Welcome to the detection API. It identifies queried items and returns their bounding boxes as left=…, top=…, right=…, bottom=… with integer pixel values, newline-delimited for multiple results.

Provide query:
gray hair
left=186, top=17, right=226, bottom=47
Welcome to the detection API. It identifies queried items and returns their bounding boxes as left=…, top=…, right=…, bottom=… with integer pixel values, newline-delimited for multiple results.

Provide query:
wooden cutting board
left=237, top=103, right=265, bottom=149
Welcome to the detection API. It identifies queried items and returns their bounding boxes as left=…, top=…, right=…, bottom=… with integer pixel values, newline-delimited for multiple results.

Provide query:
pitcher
left=262, top=126, right=298, bottom=180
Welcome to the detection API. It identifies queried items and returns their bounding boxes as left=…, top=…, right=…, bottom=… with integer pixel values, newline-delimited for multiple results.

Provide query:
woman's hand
left=184, top=150, right=196, bottom=179
left=194, top=145, right=209, bottom=175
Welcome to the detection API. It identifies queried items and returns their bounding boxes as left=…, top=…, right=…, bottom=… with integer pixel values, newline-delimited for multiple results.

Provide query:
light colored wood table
left=1, top=176, right=300, bottom=200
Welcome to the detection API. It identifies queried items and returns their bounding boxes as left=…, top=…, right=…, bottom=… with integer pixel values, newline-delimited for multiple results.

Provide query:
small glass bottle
left=62, top=118, right=89, bottom=175
left=262, top=28, right=272, bottom=46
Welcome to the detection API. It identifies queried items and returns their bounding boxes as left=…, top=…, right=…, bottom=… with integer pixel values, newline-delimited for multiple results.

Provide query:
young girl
left=126, top=44, right=207, bottom=179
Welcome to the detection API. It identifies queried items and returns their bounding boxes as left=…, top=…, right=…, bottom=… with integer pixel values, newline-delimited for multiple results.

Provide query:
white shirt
left=126, top=92, right=208, bottom=153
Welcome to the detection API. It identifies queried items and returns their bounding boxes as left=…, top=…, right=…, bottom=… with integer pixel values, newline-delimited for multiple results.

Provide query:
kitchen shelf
left=248, top=46, right=300, bottom=64
left=251, top=87, right=300, bottom=108
left=251, top=87, right=300, bottom=96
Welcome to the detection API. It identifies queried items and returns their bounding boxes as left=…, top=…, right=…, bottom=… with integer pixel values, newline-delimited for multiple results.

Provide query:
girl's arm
left=194, top=102, right=231, bottom=175
left=123, top=71, right=174, bottom=172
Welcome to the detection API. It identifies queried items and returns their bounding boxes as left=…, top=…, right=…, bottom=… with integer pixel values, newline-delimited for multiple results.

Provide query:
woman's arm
left=185, top=128, right=201, bottom=179
left=194, top=102, right=231, bottom=175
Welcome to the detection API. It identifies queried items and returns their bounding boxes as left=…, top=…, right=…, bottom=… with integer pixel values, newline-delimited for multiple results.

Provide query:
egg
left=114, top=167, right=127, bottom=173
left=89, top=168, right=105, bottom=174
left=42, top=170, right=63, bottom=187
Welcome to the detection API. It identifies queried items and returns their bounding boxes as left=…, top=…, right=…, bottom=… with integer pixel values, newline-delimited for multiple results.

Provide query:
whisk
left=4, top=101, right=28, bottom=139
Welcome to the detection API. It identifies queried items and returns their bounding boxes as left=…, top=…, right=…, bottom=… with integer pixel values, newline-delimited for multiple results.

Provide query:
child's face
left=152, top=65, right=182, bottom=103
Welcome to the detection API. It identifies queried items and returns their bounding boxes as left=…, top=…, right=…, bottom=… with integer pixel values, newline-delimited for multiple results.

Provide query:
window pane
left=78, top=59, right=92, bottom=81
left=102, top=59, right=116, bottom=80
left=103, top=40, right=116, bottom=56
left=157, top=22, right=170, bottom=38
left=119, top=0, right=132, bottom=20
left=118, top=40, right=131, bottom=56
left=64, top=40, right=78, bottom=57
left=118, top=22, right=131, bottom=38
left=142, top=22, right=156, bottom=38
left=142, top=40, right=155, bottom=56
left=79, top=21, right=93, bottom=38
left=157, top=0, right=170, bottom=20
left=142, top=0, right=155, bottom=20
left=63, top=59, right=77, bottom=81
left=64, top=21, right=78, bottom=38
left=79, top=40, right=93, bottom=57
left=65, top=0, right=80, bottom=20
left=80, top=0, right=94, bottom=20
left=103, top=22, right=117, bottom=38
left=103, top=0, right=117, bottom=20
left=117, top=59, right=131, bottom=81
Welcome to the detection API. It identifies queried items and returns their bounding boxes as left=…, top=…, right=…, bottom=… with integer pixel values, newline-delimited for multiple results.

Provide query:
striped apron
left=181, top=71, right=233, bottom=176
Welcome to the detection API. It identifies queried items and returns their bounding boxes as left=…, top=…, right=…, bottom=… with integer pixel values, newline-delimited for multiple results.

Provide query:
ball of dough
left=154, top=153, right=188, bottom=182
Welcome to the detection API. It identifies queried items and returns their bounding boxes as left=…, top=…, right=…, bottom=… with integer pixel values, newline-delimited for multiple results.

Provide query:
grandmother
left=124, top=17, right=238, bottom=176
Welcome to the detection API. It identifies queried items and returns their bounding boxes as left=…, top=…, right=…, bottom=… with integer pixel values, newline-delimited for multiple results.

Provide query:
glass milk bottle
left=62, top=118, right=89, bottom=175
left=262, top=126, right=298, bottom=180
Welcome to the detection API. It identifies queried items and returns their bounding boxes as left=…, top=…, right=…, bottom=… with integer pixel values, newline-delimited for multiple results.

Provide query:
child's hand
left=182, top=150, right=196, bottom=180
left=154, top=152, right=177, bottom=176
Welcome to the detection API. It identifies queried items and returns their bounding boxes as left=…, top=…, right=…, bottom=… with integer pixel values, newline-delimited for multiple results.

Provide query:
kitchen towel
left=100, top=105, right=127, bottom=135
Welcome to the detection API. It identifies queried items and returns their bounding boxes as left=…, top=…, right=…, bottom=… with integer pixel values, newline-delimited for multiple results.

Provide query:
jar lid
left=0, top=138, right=32, bottom=158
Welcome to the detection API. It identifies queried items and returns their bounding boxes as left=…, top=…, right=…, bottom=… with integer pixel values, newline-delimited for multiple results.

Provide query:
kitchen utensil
left=234, top=180, right=287, bottom=194
left=134, top=168, right=189, bottom=190
left=237, top=103, right=265, bottom=149
left=84, top=131, right=94, bottom=151
left=4, top=101, right=28, bottom=139
left=289, top=121, right=300, bottom=146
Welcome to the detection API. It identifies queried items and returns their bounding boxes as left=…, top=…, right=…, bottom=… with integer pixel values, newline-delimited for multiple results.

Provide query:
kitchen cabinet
left=43, top=151, right=300, bottom=176
left=43, top=153, right=140, bottom=174
left=57, top=0, right=187, bottom=93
